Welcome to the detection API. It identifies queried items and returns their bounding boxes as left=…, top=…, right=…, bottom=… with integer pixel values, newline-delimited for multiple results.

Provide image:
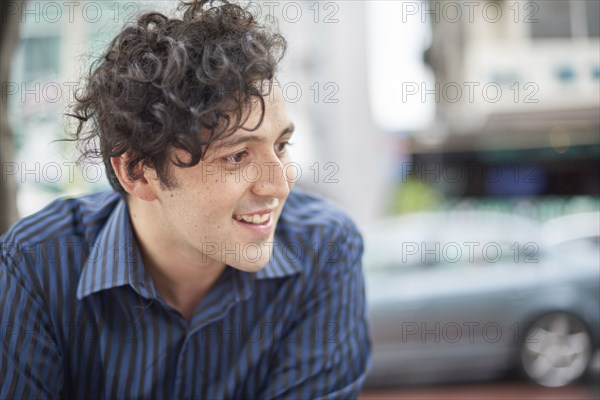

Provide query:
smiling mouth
left=233, top=212, right=271, bottom=225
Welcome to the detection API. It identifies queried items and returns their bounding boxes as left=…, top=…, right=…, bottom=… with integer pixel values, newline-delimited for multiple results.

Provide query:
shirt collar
left=77, top=195, right=302, bottom=300
left=254, top=235, right=304, bottom=279
left=77, top=199, right=158, bottom=300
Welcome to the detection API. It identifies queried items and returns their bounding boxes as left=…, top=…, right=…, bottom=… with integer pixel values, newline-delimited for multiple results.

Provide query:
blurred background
left=1, top=0, right=599, bottom=398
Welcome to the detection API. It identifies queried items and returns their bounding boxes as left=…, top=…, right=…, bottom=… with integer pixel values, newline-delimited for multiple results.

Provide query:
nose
left=250, top=158, right=291, bottom=199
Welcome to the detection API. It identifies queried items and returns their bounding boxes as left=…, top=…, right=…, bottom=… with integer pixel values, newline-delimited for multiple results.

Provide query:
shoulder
left=1, top=191, right=120, bottom=247
left=276, top=188, right=363, bottom=273
left=0, top=191, right=121, bottom=279
left=279, top=187, right=361, bottom=240
left=0, top=191, right=121, bottom=321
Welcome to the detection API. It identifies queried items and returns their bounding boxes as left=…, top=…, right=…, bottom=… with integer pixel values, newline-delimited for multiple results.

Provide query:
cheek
left=164, top=169, right=253, bottom=227
left=160, top=188, right=209, bottom=225
left=281, top=159, right=298, bottom=186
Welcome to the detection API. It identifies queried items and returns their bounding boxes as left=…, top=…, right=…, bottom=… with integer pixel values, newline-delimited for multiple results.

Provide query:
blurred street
left=360, top=379, right=599, bottom=400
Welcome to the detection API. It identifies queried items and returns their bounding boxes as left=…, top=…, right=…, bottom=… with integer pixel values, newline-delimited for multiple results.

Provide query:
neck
left=126, top=196, right=226, bottom=321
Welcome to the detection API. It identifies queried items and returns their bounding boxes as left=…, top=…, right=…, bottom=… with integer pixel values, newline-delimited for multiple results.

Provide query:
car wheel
left=521, top=312, right=592, bottom=387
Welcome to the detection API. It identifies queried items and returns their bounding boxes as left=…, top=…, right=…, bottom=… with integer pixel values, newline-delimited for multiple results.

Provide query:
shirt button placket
left=173, top=336, right=191, bottom=399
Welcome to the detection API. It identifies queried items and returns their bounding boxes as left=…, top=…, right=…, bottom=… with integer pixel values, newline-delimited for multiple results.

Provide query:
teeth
left=235, top=213, right=270, bottom=224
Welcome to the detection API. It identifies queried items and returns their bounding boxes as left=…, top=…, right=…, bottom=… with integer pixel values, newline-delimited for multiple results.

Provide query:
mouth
left=232, top=211, right=275, bottom=237
left=233, top=211, right=272, bottom=225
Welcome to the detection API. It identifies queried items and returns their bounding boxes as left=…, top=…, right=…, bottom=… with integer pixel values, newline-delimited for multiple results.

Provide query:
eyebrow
left=218, top=122, right=295, bottom=149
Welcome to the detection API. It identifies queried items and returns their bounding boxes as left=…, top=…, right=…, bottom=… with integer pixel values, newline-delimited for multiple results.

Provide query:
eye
left=275, top=141, right=293, bottom=155
left=223, top=150, right=249, bottom=164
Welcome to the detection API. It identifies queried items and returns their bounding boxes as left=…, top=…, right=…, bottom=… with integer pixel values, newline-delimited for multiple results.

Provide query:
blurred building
left=400, top=0, right=600, bottom=217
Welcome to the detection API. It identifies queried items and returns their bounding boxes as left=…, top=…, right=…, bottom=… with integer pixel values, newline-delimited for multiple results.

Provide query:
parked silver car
left=363, top=211, right=600, bottom=388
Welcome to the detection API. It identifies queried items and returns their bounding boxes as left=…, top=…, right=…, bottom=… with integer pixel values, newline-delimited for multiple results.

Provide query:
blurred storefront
left=391, top=0, right=600, bottom=220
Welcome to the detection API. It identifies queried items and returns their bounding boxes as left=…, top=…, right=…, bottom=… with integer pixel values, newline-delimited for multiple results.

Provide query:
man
left=0, top=0, right=371, bottom=399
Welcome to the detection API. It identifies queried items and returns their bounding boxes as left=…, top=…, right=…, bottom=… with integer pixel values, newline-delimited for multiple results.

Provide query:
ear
left=110, top=154, right=158, bottom=201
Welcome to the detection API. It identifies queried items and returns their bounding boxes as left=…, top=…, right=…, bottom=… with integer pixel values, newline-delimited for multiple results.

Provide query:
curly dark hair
left=68, top=0, right=287, bottom=193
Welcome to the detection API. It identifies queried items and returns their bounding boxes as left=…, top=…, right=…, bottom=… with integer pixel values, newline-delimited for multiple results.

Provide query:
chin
left=230, top=256, right=270, bottom=273
left=232, top=262, right=269, bottom=273
left=229, top=242, right=274, bottom=272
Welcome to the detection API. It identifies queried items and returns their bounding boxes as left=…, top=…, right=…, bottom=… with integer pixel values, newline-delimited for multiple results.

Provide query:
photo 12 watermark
left=3, top=1, right=342, bottom=25
left=3, top=1, right=143, bottom=24
left=400, top=320, right=542, bottom=344
left=1, top=238, right=344, bottom=266
left=270, top=81, right=340, bottom=104
left=1, top=81, right=79, bottom=104
left=1, top=161, right=341, bottom=185
left=1, top=162, right=103, bottom=185
left=399, top=241, right=540, bottom=264
left=241, top=1, right=340, bottom=24
left=399, top=1, right=540, bottom=24
left=400, top=162, right=544, bottom=184
left=401, top=81, right=540, bottom=104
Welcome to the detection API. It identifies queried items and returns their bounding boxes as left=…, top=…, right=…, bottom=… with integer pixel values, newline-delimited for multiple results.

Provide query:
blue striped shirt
left=0, top=188, right=371, bottom=399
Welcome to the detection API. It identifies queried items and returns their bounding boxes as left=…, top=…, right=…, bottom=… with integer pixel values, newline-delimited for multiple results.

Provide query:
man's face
left=149, top=87, right=295, bottom=272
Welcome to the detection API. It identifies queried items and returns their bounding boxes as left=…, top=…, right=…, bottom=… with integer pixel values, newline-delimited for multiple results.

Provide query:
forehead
left=244, top=85, right=289, bottom=129
left=216, top=122, right=295, bottom=151
left=212, top=88, right=292, bottom=147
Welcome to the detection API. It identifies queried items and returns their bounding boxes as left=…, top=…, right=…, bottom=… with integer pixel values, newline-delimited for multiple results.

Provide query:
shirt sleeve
left=0, top=247, right=64, bottom=399
left=259, top=222, right=372, bottom=400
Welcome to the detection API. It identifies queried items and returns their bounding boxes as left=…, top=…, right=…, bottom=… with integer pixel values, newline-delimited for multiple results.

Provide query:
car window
left=363, top=212, right=542, bottom=273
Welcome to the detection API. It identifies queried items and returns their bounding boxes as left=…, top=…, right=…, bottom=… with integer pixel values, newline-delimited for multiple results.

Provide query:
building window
left=531, top=0, right=599, bottom=39
left=586, top=1, right=600, bottom=37
left=21, top=36, right=60, bottom=80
